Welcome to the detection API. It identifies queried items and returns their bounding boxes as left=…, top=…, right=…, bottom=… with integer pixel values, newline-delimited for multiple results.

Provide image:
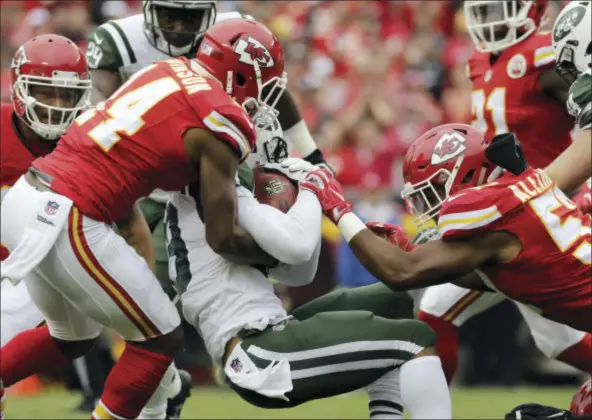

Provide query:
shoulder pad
left=202, top=104, right=255, bottom=162
left=438, top=184, right=513, bottom=240
left=526, top=32, right=555, bottom=70
left=87, top=20, right=137, bottom=70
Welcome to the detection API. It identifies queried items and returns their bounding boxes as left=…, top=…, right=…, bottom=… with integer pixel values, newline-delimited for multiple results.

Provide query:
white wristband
left=337, top=212, right=367, bottom=243
left=285, top=120, right=317, bottom=157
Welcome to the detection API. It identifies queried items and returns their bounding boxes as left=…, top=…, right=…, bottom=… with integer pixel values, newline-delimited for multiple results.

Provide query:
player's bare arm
left=545, top=128, right=592, bottom=194
left=275, top=89, right=331, bottom=169
left=185, top=127, right=277, bottom=266
left=89, top=69, right=121, bottom=103
left=345, top=228, right=513, bottom=290
left=538, top=67, right=570, bottom=104
left=115, top=201, right=156, bottom=272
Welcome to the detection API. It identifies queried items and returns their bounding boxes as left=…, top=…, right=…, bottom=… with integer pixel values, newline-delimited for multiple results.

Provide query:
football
left=253, top=166, right=298, bottom=213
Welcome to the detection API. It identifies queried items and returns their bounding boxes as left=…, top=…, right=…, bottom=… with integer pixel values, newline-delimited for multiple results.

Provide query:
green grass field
left=5, top=386, right=574, bottom=419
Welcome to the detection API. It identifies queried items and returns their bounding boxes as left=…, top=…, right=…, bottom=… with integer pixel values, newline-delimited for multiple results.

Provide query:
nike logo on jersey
left=93, top=34, right=104, bottom=45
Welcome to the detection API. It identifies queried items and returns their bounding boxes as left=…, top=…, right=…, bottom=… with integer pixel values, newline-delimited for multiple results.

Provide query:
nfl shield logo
left=230, top=357, right=243, bottom=373
left=45, top=201, right=60, bottom=215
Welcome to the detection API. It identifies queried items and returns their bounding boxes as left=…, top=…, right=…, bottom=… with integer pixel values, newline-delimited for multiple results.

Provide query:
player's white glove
left=263, top=157, right=316, bottom=183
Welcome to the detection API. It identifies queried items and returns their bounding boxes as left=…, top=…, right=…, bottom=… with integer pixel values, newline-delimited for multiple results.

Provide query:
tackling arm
left=343, top=221, right=504, bottom=290
left=115, top=202, right=155, bottom=272
left=194, top=129, right=278, bottom=266
left=276, top=89, right=330, bottom=168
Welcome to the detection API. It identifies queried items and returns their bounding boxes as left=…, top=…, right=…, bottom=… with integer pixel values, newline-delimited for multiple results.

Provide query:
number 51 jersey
left=438, top=168, right=591, bottom=333
left=33, top=58, right=255, bottom=224
left=468, top=32, right=574, bottom=169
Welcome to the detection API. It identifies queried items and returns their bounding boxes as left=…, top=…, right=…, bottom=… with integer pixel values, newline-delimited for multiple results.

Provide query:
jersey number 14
left=75, top=64, right=181, bottom=152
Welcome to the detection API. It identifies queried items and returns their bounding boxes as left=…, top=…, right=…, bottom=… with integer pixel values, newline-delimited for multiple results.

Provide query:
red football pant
left=91, top=344, right=173, bottom=419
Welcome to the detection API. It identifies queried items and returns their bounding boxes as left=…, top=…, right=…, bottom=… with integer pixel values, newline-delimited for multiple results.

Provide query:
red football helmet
left=11, top=34, right=91, bottom=140
left=401, top=124, right=500, bottom=230
left=194, top=18, right=287, bottom=128
left=465, top=0, right=549, bottom=53
left=571, top=379, right=592, bottom=416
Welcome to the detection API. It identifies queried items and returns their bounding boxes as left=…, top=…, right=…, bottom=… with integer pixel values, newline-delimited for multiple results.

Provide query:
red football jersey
left=1, top=102, right=55, bottom=260
left=438, top=168, right=591, bottom=332
left=33, top=58, right=256, bottom=223
left=468, top=32, right=574, bottom=169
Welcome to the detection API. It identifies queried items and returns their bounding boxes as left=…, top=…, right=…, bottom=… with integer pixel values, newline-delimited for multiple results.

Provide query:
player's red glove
left=300, top=168, right=352, bottom=224
left=573, top=181, right=592, bottom=215
left=366, top=222, right=417, bottom=252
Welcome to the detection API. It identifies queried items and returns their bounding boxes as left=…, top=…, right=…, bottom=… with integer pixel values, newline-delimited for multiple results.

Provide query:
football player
left=0, top=34, right=84, bottom=347
left=86, top=0, right=330, bottom=302
left=0, top=34, right=194, bottom=419
left=0, top=19, right=284, bottom=419
left=416, top=0, right=592, bottom=382
left=0, top=34, right=91, bottom=420
left=505, top=378, right=591, bottom=420
left=167, top=128, right=451, bottom=420
left=546, top=1, right=591, bottom=213
left=304, top=123, right=592, bottom=334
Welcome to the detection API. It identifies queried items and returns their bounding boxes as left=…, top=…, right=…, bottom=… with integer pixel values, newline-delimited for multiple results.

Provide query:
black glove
left=506, top=403, right=572, bottom=420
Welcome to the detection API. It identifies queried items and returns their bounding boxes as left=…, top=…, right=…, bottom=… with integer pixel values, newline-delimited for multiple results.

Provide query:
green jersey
left=86, top=11, right=244, bottom=83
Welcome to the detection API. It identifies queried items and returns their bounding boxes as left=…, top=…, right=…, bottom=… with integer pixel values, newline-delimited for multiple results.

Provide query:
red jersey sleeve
left=201, top=104, right=256, bottom=162
left=528, top=32, right=556, bottom=72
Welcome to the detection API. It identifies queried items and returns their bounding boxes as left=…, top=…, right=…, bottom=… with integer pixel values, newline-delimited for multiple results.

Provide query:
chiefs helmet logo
left=234, top=36, right=275, bottom=68
left=10, top=46, right=30, bottom=75
left=431, top=132, right=467, bottom=165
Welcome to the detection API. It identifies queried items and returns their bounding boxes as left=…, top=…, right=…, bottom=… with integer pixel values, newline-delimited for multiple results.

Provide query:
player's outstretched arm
left=545, top=128, right=592, bottom=194
left=190, top=129, right=277, bottom=267
left=116, top=202, right=156, bottom=272
left=545, top=70, right=592, bottom=194
left=345, top=227, right=503, bottom=290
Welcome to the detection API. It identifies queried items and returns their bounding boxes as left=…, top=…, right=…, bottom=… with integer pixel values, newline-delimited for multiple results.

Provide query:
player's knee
left=53, top=336, right=98, bottom=359
left=135, top=324, right=184, bottom=357
left=407, top=319, right=437, bottom=349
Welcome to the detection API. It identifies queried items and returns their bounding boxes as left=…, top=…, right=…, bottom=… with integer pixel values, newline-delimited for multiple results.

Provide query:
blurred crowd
left=0, top=0, right=581, bottom=388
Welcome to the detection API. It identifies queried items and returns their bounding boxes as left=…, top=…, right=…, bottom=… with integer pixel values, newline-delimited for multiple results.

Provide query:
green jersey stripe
left=106, top=21, right=137, bottom=66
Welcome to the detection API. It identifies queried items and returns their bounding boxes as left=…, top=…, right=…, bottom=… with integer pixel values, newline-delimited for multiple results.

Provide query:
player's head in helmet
left=570, top=379, right=592, bottom=416
left=10, top=34, right=91, bottom=141
left=244, top=117, right=287, bottom=169
left=401, top=124, right=500, bottom=233
left=143, top=0, right=217, bottom=56
left=552, top=1, right=592, bottom=85
left=194, top=18, right=288, bottom=129
left=465, top=0, right=549, bottom=54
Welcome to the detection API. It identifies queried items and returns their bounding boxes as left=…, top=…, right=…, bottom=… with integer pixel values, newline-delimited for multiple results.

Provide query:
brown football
left=253, top=166, right=298, bottom=213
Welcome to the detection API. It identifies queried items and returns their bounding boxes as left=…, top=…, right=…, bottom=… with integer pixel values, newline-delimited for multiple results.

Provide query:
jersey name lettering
left=509, top=170, right=554, bottom=203
left=166, top=59, right=211, bottom=95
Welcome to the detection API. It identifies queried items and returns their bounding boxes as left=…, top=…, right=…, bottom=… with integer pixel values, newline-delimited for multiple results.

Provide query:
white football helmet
left=552, top=1, right=591, bottom=83
left=244, top=116, right=287, bottom=169
left=143, top=0, right=216, bottom=56
left=464, top=1, right=549, bottom=54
